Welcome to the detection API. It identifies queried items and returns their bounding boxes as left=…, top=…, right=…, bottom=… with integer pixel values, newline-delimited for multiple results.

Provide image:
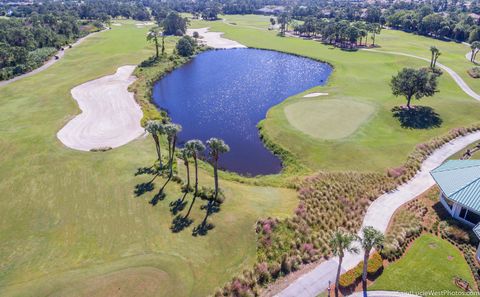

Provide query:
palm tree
left=145, top=120, right=164, bottom=167
left=206, top=138, right=230, bottom=200
left=430, top=46, right=441, bottom=68
left=179, top=148, right=192, bottom=191
left=471, top=41, right=480, bottom=62
left=164, top=123, right=182, bottom=177
left=329, top=230, right=359, bottom=297
left=185, top=139, right=206, bottom=195
left=147, top=27, right=161, bottom=59
left=358, top=226, right=384, bottom=297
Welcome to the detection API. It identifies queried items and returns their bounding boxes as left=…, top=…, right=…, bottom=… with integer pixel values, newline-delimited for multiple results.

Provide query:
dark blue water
left=152, top=49, right=332, bottom=176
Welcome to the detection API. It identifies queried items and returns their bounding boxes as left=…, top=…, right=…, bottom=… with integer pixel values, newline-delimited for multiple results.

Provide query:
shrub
left=367, top=252, right=383, bottom=276
left=468, top=67, right=480, bottom=78
left=176, top=36, right=196, bottom=57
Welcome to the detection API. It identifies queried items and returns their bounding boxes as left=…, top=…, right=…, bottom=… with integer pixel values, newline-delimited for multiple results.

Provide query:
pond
left=152, top=49, right=332, bottom=176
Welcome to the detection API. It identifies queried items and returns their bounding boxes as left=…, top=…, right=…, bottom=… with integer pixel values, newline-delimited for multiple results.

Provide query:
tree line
left=0, top=12, right=102, bottom=80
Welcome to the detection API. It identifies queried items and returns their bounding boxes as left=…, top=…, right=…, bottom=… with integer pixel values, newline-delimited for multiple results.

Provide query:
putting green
left=284, top=99, right=375, bottom=140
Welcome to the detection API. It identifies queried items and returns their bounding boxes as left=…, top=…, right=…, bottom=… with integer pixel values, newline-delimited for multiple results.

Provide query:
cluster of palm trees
left=430, top=46, right=441, bottom=68
left=329, top=226, right=384, bottom=297
left=290, top=18, right=382, bottom=48
left=145, top=120, right=230, bottom=203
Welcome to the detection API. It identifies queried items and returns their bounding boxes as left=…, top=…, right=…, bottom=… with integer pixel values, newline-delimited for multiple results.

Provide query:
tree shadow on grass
left=134, top=166, right=161, bottom=197
left=192, top=201, right=221, bottom=237
left=149, top=175, right=171, bottom=206
left=169, top=192, right=188, bottom=215
left=170, top=214, right=193, bottom=233
left=392, top=106, right=442, bottom=129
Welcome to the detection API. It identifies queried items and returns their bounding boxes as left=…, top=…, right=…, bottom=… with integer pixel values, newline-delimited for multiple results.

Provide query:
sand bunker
left=303, top=92, right=329, bottom=98
left=57, top=65, right=144, bottom=151
left=186, top=27, right=246, bottom=49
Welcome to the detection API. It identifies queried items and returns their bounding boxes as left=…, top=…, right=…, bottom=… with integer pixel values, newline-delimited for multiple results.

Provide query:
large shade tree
left=206, top=138, right=229, bottom=200
left=358, top=226, right=384, bottom=297
left=329, top=230, right=359, bottom=297
left=390, top=67, right=438, bottom=109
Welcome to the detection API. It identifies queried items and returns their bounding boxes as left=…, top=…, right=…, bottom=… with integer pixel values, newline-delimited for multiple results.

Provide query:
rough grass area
left=284, top=99, right=375, bottom=140
left=0, top=20, right=297, bottom=297
left=190, top=18, right=480, bottom=173
left=370, top=234, right=475, bottom=294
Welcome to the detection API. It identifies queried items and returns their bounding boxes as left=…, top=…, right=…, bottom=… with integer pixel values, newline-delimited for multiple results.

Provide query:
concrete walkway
left=0, top=29, right=105, bottom=88
left=276, top=130, right=480, bottom=297
left=362, top=49, right=480, bottom=101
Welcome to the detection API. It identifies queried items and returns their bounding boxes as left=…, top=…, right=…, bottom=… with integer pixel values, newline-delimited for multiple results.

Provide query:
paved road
left=0, top=29, right=106, bottom=88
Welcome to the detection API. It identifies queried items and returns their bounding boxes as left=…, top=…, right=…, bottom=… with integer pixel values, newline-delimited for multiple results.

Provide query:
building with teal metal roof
left=431, top=160, right=480, bottom=261
left=430, top=160, right=480, bottom=226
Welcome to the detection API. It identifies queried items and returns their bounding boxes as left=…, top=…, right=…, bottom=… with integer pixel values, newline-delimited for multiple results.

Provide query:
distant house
left=431, top=160, right=480, bottom=260
left=431, top=160, right=480, bottom=226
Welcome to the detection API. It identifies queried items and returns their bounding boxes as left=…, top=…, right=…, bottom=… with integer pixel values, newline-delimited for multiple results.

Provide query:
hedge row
left=339, top=252, right=383, bottom=289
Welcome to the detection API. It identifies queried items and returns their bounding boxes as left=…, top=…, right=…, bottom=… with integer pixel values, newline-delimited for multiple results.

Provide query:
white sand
left=112, top=23, right=122, bottom=26
left=303, top=92, right=328, bottom=97
left=186, top=27, right=246, bottom=49
left=57, top=65, right=144, bottom=151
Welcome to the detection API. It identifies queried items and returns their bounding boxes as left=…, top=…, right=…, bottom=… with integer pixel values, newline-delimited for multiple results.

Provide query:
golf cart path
left=276, top=130, right=480, bottom=297
left=0, top=29, right=105, bottom=88
left=362, top=49, right=480, bottom=101
left=57, top=65, right=144, bottom=151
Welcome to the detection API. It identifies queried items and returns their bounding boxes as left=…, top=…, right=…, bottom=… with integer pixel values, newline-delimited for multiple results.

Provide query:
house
left=431, top=160, right=480, bottom=259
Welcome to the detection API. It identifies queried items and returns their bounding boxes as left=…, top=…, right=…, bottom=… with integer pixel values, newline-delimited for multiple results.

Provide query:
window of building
left=466, top=210, right=480, bottom=225
left=460, top=207, right=468, bottom=219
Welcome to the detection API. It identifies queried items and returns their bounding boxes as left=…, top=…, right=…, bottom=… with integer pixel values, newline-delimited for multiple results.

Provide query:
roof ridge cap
left=450, top=175, right=480, bottom=198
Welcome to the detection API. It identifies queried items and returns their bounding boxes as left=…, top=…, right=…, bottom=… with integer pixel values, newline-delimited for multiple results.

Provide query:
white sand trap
left=57, top=65, right=144, bottom=151
left=303, top=92, right=328, bottom=98
left=186, top=27, right=246, bottom=49
left=112, top=23, right=122, bottom=26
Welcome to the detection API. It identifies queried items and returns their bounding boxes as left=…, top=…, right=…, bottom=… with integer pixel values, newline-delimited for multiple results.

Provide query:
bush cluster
left=394, top=124, right=480, bottom=184
left=381, top=200, right=425, bottom=260
left=468, top=67, right=480, bottom=78
left=339, top=252, right=383, bottom=289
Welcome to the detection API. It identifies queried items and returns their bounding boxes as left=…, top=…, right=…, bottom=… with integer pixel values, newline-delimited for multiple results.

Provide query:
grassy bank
left=190, top=17, right=480, bottom=173
left=0, top=20, right=297, bottom=297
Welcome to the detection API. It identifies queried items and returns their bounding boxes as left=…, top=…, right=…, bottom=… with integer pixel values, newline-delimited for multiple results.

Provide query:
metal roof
left=430, top=160, right=480, bottom=212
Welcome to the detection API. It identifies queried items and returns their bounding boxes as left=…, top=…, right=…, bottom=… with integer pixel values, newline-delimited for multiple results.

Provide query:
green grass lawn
left=189, top=18, right=480, bottom=172
left=0, top=20, right=297, bottom=297
left=370, top=234, right=475, bottom=295
left=284, top=99, right=376, bottom=140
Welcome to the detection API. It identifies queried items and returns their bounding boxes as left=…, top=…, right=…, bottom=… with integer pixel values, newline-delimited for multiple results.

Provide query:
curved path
left=0, top=29, right=106, bottom=88
left=57, top=65, right=144, bottom=151
left=362, top=49, right=480, bottom=101
left=276, top=131, right=480, bottom=297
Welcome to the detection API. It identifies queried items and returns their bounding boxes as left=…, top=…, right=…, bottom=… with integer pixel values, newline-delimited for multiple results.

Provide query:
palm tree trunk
left=362, top=251, right=369, bottom=297
left=169, top=136, right=176, bottom=177
left=161, top=35, right=165, bottom=55
left=186, top=161, right=190, bottom=189
left=213, top=156, right=219, bottom=200
left=155, top=37, right=159, bottom=58
left=194, top=155, right=199, bottom=195
left=153, top=134, right=162, bottom=168
left=406, top=96, right=412, bottom=109
left=430, top=52, right=434, bottom=68
left=335, top=256, right=343, bottom=297
left=472, top=49, right=475, bottom=62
